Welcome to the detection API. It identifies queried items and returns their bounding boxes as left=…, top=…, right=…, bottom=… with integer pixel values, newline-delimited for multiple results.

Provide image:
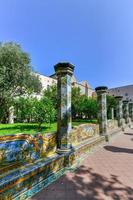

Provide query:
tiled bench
left=0, top=134, right=107, bottom=200
left=0, top=123, right=122, bottom=200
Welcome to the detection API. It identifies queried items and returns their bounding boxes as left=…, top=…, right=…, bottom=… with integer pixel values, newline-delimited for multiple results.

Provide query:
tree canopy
left=14, top=96, right=56, bottom=131
left=44, top=85, right=98, bottom=120
left=0, top=42, right=42, bottom=97
left=0, top=42, right=42, bottom=122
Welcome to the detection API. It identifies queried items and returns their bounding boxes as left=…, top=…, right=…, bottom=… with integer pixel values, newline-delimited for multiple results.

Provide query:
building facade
left=36, top=73, right=57, bottom=91
left=108, top=85, right=133, bottom=101
left=72, top=80, right=94, bottom=97
left=36, top=73, right=94, bottom=97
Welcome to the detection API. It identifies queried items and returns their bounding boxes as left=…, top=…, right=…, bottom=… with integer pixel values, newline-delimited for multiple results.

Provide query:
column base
left=100, top=133, right=109, bottom=142
left=104, top=134, right=109, bottom=142
left=57, top=148, right=72, bottom=155
left=129, top=123, right=132, bottom=128
left=122, top=126, right=125, bottom=131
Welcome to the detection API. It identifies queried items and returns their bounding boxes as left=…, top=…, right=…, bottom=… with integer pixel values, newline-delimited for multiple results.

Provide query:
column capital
left=123, top=100, right=129, bottom=104
left=54, top=62, right=75, bottom=76
left=115, top=96, right=123, bottom=101
left=95, top=86, right=108, bottom=93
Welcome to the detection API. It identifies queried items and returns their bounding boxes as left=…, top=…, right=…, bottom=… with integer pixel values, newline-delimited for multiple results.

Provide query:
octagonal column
left=54, top=62, right=74, bottom=154
left=111, top=108, right=114, bottom=120
left=95, top=86, right=108, bottom=137
left=8, top=106, right=15, bottom=124
left=115, top=96, right=123, bottom=127
left=123, top=100, right=129, bottom=124
left=129, top=102, right=133, bottom=122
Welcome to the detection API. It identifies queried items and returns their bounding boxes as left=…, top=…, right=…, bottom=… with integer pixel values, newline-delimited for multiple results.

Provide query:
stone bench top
left=0, top=154, right=60, bottom=190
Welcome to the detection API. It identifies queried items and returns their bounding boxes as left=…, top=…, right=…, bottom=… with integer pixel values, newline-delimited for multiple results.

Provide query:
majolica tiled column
left=115, top=96, right=123, bottom=127
left=95, top=86, right=108, bottom=137
left=129, top=102, right=133, bottom=122
left=111, top=108, right=114, bottom=120
left=123, top=100, right=129, bottom=124
left=8, top=106, right=14, bottom=124
left=54, top=62, right=74, bottom=154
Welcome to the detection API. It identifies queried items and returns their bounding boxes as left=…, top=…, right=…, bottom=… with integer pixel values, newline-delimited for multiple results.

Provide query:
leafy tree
left=43, top=85, right=98, bottom=120
left=72, top=87, right=81, bottom=118
left=76, top=95, right=98, bottom=119
left=14, top=97, right=35, bottom=123
left=0, top=42, right=42, bottom=122
left=14, top=96, right=56, bottom=131
left=78, top=95, right=89, bottom=118
left=84, top=97, right=98, bottom=119
left=33, top=97, right=56, bottom=131
left=43, top=85, right=57, bottom=109
left=71, top=86, right=98, bottom=119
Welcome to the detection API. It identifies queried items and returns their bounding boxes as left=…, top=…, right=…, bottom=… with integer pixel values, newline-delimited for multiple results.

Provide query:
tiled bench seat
left=0, top=133, right=57, bottom=174
left=0, top=135, right=40, bottom=175
left=0, top=123, right=123, bottom=200
left=0, top=134, right=107, bottom=200
left=0, top=133, right=58, bottom=199
left=0, top=154, right=66, bottom=200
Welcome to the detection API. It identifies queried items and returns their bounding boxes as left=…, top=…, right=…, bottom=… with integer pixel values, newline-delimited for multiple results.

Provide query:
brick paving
left=31, top=129, right=133, bottom=200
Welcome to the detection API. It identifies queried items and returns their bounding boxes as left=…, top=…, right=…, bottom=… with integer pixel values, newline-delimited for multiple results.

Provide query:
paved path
left=32, top=129, right=133, bottom=200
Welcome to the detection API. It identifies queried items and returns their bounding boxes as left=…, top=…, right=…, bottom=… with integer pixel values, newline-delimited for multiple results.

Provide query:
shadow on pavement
left=104, top=146, right=133, bottom=154
left=124, top=133, right=133, bottom=136
left=31, top=166, right=133, bottom=200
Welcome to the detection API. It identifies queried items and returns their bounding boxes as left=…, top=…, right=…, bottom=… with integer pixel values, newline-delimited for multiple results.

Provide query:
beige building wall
left=37, top=73, right=57, bottom=91
left=108, top=85, right=133, bottom=101
left=36, top=73, right=94, bottom=98
left=72, top=80, right=94, bottom=97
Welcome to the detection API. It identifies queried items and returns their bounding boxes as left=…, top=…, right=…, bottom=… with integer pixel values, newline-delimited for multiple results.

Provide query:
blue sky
left=0, top=0, right=133, bottom=89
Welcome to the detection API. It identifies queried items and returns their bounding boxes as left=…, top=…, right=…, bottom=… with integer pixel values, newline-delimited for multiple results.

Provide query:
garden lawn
left=0, top=119, right=97, bottom=136
left=0, top=123, right=57, bottom=136
left=72, top=119, right=97, bottom=126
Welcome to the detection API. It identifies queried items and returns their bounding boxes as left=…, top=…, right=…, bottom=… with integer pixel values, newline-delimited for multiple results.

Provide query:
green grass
left=72, top=119, right=97, bottom=126
left=0, top=119, right=97, bottom=136
left=0, top=123, right=57, bottom=136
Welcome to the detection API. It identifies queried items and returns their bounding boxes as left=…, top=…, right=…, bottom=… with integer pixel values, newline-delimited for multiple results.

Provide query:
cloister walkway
left=32, top=129, right=133, bottom=200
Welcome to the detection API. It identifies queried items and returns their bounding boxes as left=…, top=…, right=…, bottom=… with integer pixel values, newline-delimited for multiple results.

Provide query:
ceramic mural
left=70, top=124, right=99, bottom=146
